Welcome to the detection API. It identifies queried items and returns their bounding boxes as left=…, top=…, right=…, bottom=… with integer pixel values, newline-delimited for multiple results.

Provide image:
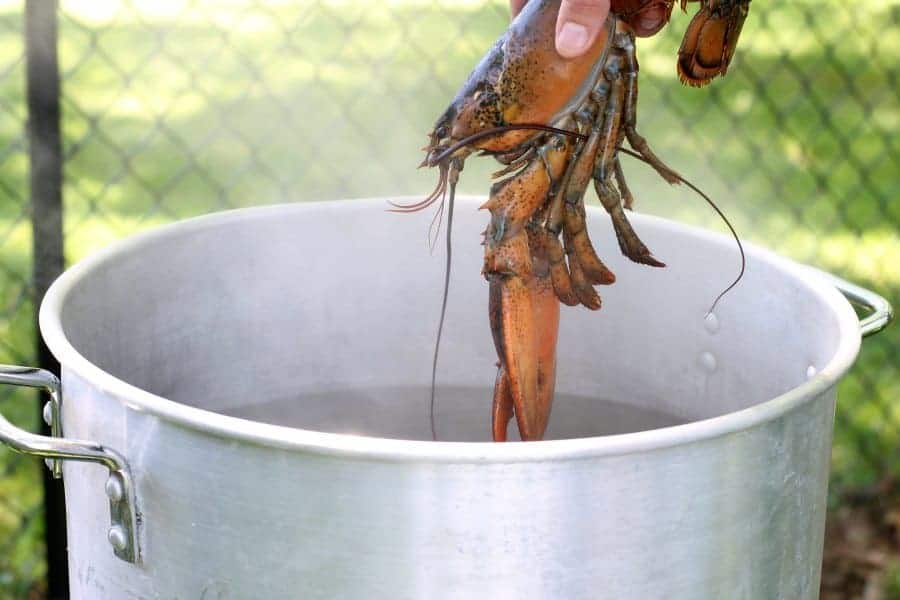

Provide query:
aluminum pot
left=0, top=198, right=891, bottom=599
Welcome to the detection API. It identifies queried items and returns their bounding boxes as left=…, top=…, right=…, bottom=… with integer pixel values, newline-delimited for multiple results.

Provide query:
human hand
left=510, top=0, right=611, bottom=59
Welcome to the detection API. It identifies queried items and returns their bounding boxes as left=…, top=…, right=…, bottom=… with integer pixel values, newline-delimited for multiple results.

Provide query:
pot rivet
left=108, top=525, right=127, bottom=551
left=42, top=402, right=53, bottom=426
left=703, top=312, right=720, bottom=334
left=700, top=352, right=717, bottom=373
left=105, top=475, right=124, bottom=502
left=807, top=365, right=817, bottom=379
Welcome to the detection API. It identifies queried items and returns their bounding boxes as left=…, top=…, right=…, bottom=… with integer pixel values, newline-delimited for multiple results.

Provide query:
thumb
left=556, top=0, right=611, bottom=59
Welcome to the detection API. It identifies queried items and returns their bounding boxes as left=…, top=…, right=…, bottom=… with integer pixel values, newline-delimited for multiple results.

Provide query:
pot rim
left=39, top=198, right=862, bottom=463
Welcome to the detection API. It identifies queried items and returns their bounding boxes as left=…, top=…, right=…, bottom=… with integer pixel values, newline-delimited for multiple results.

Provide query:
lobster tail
left=677, top=0, right=750, bottom=87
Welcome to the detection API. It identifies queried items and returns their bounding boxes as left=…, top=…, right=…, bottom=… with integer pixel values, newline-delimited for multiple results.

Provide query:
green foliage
left=887, top=565, right=900, bottom=600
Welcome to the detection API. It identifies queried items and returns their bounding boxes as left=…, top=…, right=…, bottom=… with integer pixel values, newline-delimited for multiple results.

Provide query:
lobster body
left=416, top=0, right=750, bottom=441
left=435, top=0, right=614, bottom=155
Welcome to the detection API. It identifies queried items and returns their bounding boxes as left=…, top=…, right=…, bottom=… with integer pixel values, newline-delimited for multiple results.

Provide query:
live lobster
left=400, top=0, right=751, bottom=441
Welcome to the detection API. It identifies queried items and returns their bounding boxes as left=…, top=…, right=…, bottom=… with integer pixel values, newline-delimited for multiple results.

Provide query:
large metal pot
left=0, top=198, right=892, bottom=599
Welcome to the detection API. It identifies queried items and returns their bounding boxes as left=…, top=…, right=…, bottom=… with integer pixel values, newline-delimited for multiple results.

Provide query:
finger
left=556, top=0, right=610, bottom=59
left=510, top=0, right=528, bottom=17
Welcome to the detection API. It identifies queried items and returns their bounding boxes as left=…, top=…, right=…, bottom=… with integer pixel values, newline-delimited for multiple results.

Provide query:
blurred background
left=0, top=0, right=896, bottom=597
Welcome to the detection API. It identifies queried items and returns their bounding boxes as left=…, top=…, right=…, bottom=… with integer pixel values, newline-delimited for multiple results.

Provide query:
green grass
left=0, top=0, right=897, bottom=595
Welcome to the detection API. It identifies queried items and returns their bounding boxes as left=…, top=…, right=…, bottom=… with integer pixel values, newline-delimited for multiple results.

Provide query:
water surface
left=222, top=385, right=687, bottom=442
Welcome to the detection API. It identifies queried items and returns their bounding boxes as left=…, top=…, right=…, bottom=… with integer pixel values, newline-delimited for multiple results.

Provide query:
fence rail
left=0, top=0, right=897, bottom=596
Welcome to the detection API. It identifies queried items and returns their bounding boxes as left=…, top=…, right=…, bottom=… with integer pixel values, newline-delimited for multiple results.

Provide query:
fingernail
left=557, top=21, right=589, bottom=58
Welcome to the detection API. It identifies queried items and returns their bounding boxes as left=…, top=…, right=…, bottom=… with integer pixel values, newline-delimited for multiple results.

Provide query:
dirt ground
left=822, top=481, right=900, bottom=600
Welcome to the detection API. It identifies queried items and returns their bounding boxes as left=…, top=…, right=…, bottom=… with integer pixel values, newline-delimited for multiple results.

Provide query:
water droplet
left=806, top=365, right=817, bottom=379
left=105, top=474, right=124, bottom=502
left=700, top=352, right=717, bottom=373
left=704, top=312, right=720, bottom=334
left=107, top=525, right=127, bottom=551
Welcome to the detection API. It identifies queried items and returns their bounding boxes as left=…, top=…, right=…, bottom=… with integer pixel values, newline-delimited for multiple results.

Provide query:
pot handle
left=0, top=365, right=140, bottom=564
left=821, top=272, right=893, bottom=338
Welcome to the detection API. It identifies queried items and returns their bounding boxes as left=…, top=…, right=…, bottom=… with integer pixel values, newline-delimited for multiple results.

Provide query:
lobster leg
left=541, top=90, right=617, bottom=311
left=590, top=28, right=666, bottom=267
left=485, top=137, right=569, bottom=441
left=618, top=30, right=681, bottom=185
left=613, top=158, right=634, bottom=210
left=543, top=155, right=584, bottom=307
left=534, top=226, right=579, bottom=307
left=562, top=108, right=618, bottom=289
left=563, top=226, right=602, bottom=309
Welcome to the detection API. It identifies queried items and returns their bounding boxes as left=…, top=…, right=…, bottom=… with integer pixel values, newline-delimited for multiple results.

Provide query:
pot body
left=39, top=198, right=862, bottom=599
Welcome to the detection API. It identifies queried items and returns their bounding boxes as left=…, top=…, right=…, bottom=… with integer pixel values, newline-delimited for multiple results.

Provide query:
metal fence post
left=25, top=0, right=68, bottom=597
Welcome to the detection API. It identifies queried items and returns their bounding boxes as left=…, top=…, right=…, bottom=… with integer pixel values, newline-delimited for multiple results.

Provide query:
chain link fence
left=0, top=0, right=897, bottom=596
left=0, top=2, right=44, bottom=597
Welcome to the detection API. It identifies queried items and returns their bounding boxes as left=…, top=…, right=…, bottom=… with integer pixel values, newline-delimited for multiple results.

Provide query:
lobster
left=401, top=0, right=750, bottom=442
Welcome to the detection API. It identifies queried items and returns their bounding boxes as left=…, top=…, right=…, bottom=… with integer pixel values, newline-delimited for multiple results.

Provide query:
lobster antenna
left=429, top=161, right=459, bottom=441
left=427, top=124, right=587, bottom=166
left=428, top=187, right=450, bottom=253
left=618, top=146, right=746, bottom=314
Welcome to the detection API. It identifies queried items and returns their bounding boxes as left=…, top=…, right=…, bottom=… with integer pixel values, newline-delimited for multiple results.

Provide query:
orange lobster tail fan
left=677, top=2, right=748, bottom=87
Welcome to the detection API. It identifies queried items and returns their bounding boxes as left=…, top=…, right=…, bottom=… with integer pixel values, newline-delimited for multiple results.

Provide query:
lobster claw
left=482, top=140, right=571, bottom=443
left=490, top=274, right=560, bottom=442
